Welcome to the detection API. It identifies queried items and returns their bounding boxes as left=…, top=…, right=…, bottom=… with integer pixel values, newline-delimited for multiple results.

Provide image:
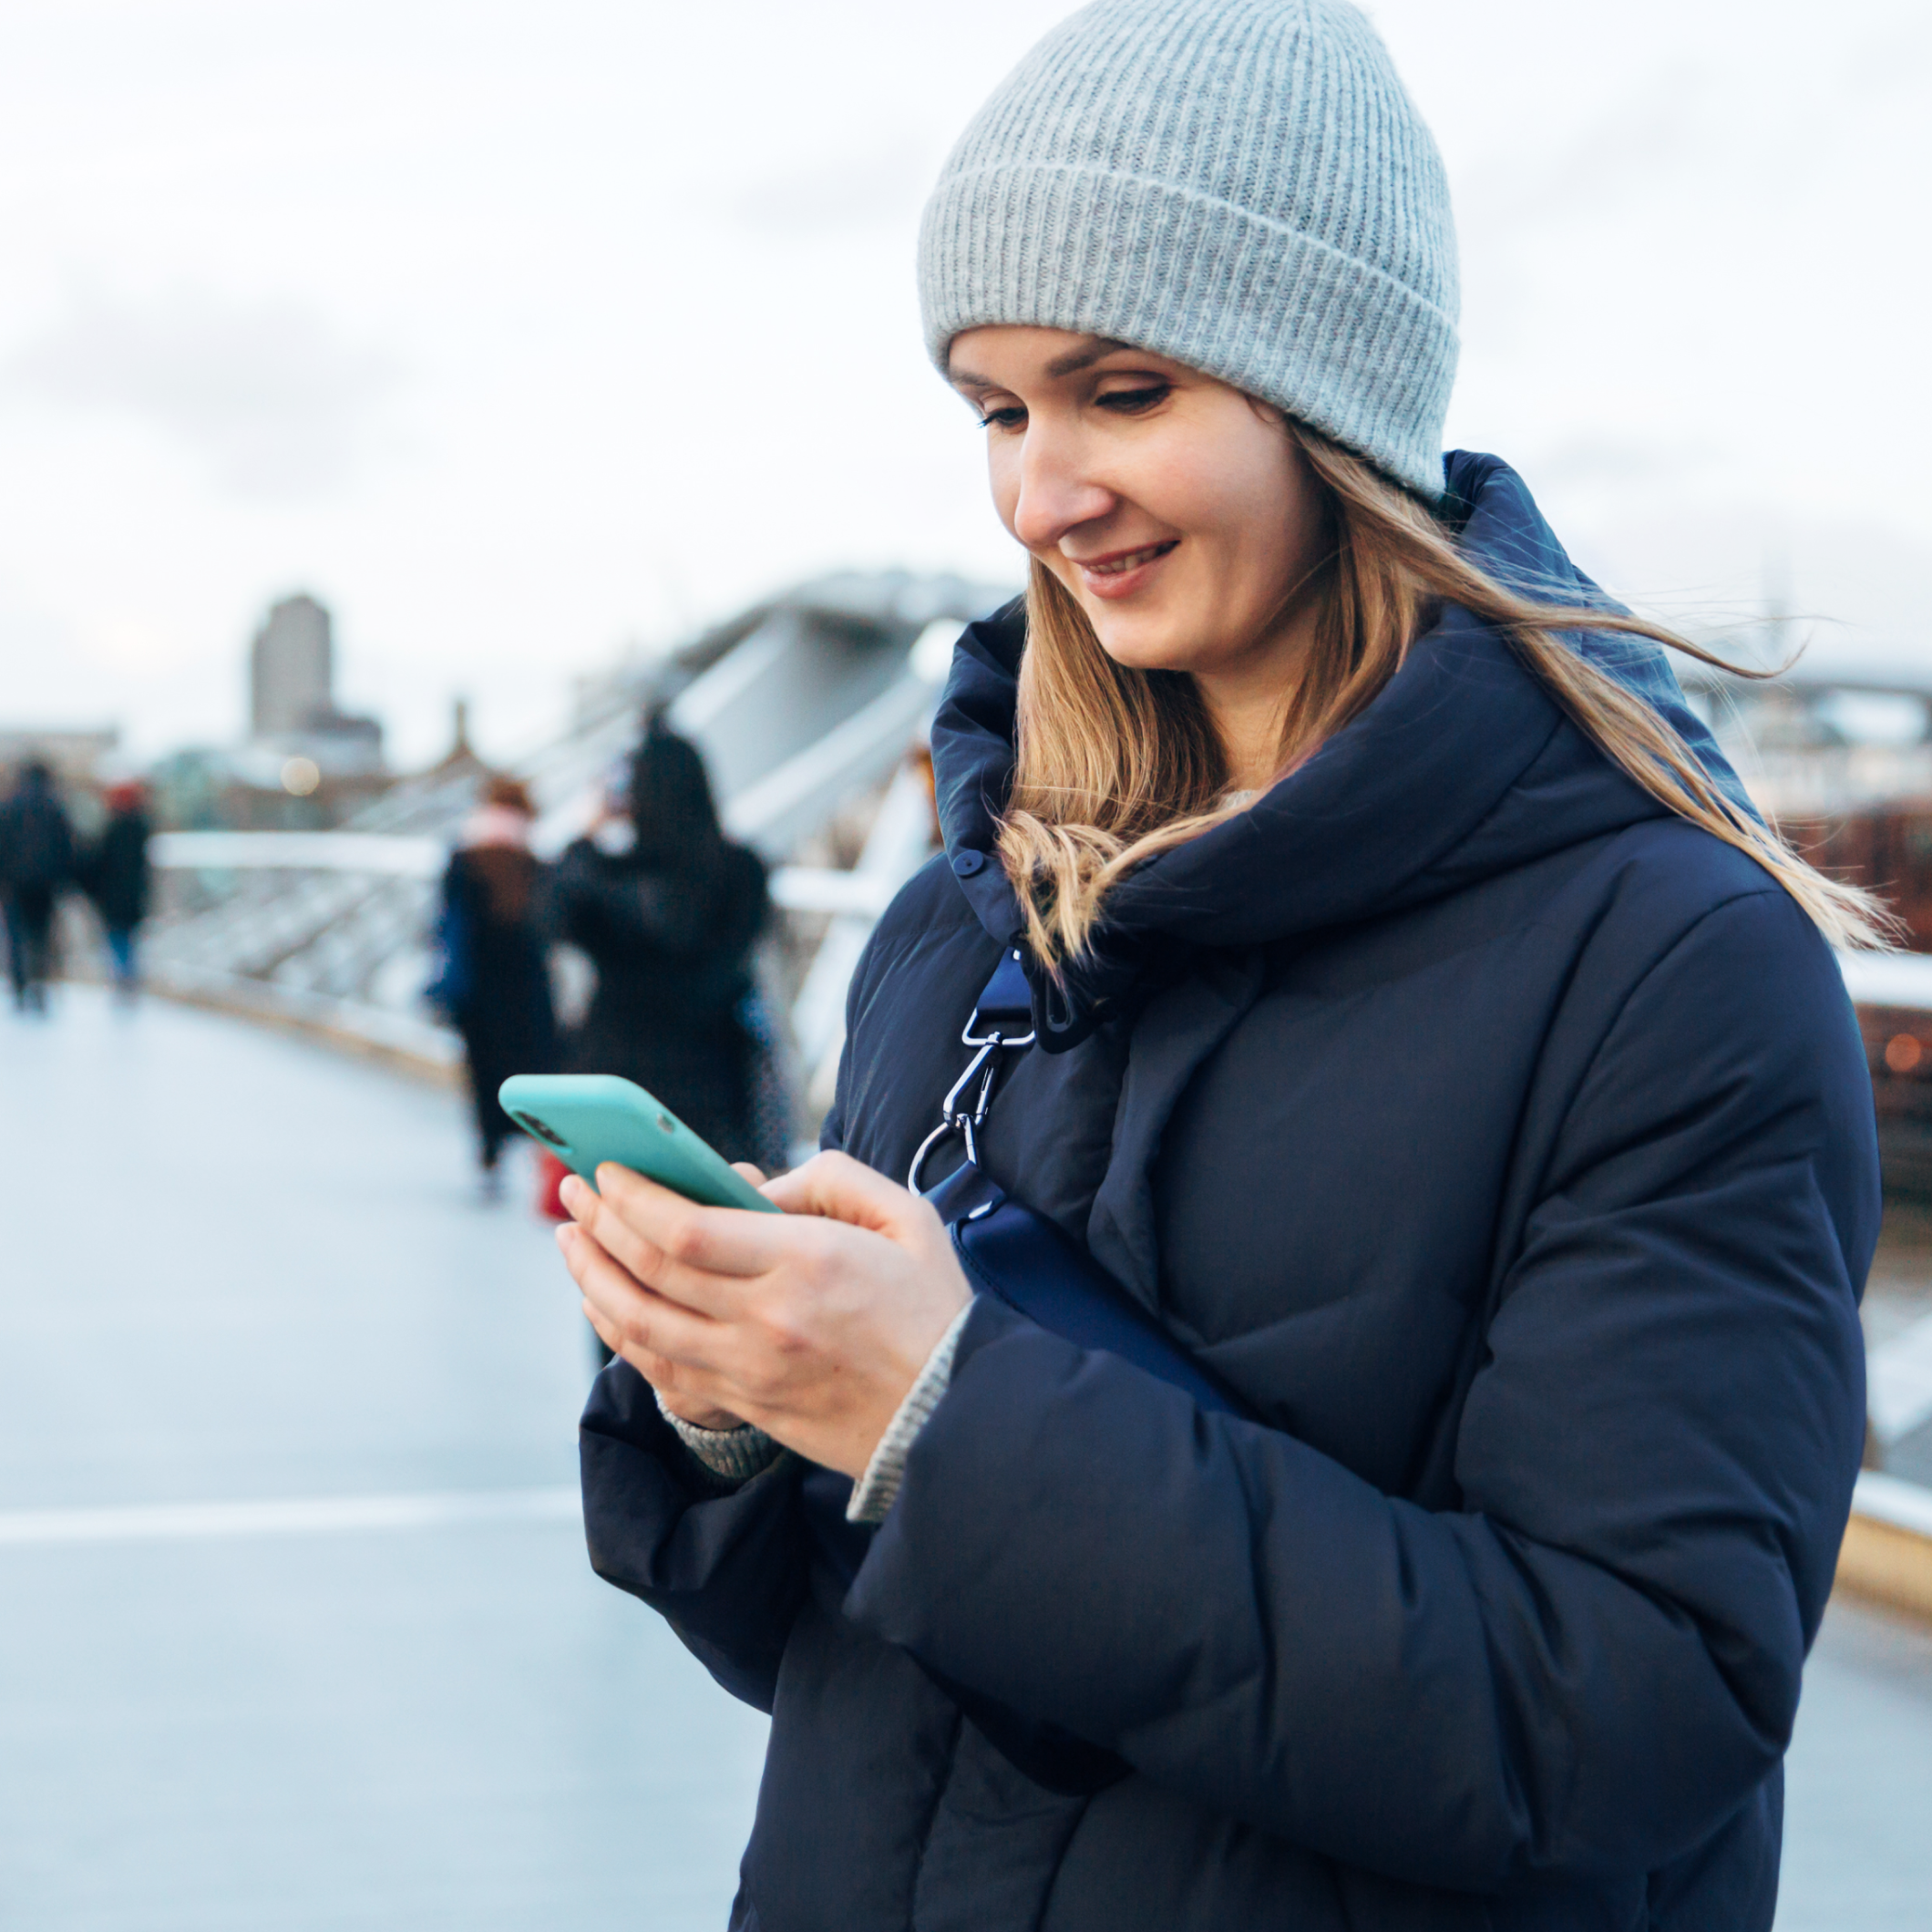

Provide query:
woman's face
left=948, top=326, right=1329, bottom=692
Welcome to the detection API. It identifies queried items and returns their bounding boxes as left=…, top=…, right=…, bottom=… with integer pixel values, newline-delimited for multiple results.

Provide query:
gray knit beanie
left=918, top=0, right=1458, bottom=500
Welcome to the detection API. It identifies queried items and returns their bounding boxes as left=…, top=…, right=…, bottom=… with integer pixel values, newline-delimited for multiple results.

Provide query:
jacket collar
left=930, top=451, right=1748, bottom=1047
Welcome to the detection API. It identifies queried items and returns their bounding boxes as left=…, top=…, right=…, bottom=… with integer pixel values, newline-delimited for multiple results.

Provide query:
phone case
left=497, top=1074, right=779, bottom=1213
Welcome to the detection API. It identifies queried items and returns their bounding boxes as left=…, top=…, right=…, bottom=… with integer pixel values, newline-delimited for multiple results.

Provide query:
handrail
left=149, top=830, right=903, bottom=918
left=150, top=832, right=447, bottom=877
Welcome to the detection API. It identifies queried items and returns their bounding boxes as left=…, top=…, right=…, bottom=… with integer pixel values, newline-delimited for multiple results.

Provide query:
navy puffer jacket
left=581, top=454, right=1876, bottom=1931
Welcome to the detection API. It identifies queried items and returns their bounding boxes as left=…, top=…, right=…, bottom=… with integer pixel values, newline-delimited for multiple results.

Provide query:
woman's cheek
left=987, top=448, right=1023, bottom=540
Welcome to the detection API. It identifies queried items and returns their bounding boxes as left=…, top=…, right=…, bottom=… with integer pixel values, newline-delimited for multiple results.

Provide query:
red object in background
left=1784, top=805, right=1932, bottom=951
left=535, top=1150, right=572, bottom=1220
left=1852, top=1002, right=1932, bottom=1194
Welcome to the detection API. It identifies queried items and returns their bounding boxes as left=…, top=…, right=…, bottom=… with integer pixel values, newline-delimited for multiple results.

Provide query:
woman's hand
left=556, top=1152, right=972, bottom=1478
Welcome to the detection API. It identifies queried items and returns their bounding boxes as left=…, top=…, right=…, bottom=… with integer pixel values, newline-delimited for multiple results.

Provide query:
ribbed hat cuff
left=920, top=163, right=1455, bottom=500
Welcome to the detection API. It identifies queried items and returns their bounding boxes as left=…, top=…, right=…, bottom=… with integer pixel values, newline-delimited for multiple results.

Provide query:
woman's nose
left=1008, top=426, right=1116, bottom=552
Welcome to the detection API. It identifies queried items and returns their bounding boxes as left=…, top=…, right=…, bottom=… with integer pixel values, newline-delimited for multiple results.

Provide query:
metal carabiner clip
left=907, top=1038, right=996, bottom=1194
left=906, top=989, right=1036, bottom=1195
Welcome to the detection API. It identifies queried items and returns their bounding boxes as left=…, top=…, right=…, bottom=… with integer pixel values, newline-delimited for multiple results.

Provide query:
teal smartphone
left=498, top=1074, right=779, bottom=1214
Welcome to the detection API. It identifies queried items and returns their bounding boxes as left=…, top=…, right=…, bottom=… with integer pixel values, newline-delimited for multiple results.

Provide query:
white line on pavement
left=0, top=1486, right=581, bottom=1548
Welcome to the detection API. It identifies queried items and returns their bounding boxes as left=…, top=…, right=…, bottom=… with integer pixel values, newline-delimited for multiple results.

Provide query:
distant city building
left=250, top=593, right=333, bottom=736
left=247, top=591, right=385, bottom=777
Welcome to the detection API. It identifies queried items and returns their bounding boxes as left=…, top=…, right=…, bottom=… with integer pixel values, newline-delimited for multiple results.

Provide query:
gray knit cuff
left=847, top=1302, right=974, bottom=1526
left=655, top=1392, right=783, bottom=1492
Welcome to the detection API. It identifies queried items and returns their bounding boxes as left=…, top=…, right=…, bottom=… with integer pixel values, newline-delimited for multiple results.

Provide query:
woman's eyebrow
left=1043, top=334, right=1135, bottom=378
left=948, top=334, right=1139, bottom=389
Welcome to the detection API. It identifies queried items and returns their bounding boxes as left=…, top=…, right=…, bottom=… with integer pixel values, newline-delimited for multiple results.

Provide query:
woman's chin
left=1087, top=614, right=1206, bottom=676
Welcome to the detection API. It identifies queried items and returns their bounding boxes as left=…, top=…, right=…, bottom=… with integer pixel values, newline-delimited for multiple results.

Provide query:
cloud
left=724, top=136, right=930, bottom=234
left=5, top=286, right=403, bottom=501
left=1461, top=63, right=1711, bottom=239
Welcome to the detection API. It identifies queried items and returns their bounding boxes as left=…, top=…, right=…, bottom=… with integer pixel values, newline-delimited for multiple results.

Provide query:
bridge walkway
left=0, top=989, right=765, bottom=1931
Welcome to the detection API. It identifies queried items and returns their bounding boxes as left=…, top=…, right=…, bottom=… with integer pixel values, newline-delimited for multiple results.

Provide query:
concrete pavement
left=0, top=987, right=765, bottom=1930
left=1781, top=1597, right=1932, bottom=1930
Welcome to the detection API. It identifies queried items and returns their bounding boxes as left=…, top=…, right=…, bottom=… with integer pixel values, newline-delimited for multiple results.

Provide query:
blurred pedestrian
left=430, top=775, right=559, bottom=1198
left=0, top=760, right=77, bottom=1014
left=553, top=712, right=773, bottom=1166
left=81, top=782, right=152, bottom=1002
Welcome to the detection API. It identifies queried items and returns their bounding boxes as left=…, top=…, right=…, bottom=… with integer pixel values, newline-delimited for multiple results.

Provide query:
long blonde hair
left=997, top=424, right=1892, bottom=965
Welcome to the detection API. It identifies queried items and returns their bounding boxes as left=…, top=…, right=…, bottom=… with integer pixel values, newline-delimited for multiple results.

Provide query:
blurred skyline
left=1, top=0, right=1927, bottom=768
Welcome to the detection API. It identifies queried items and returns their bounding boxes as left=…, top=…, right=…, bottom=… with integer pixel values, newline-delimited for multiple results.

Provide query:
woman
left=432, top=775, right=558, bottom=1193
left=558, top=5, right=1878, bottom=1927
left=552, top=714, right=772, bottom=1167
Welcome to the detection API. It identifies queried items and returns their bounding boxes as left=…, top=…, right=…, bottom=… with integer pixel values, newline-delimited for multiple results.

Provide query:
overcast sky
left=2, top=0, right=1927, bottom=767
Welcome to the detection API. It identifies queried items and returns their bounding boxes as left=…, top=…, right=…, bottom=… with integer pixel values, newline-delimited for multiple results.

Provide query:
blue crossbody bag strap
left=911, top=951, right=1255, bottom=1422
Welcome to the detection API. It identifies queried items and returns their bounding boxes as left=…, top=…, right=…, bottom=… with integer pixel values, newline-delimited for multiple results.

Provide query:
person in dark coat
left=0, top=759, right=77, bottom=1014
left=551, top=714, right=771, bottom=1166
left=82, top=782, right=153, bottom=1000
left=550, top=6, right=1881, bottom=1928
left=432, top=776, right=560, bottom=1194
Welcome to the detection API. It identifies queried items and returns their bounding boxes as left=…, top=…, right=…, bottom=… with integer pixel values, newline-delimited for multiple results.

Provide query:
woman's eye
left=976, top=405, right=1027, bottom=432
left=1096, top=384, right=1171, bottom=415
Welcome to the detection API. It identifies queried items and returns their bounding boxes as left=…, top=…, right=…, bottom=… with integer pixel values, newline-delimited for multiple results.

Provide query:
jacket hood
left=930, top=451, right=1750, bottom=1048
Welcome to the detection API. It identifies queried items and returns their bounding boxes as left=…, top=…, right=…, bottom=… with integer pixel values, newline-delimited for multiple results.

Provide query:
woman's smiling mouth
left=1070, top=540, right=1179, bottom=599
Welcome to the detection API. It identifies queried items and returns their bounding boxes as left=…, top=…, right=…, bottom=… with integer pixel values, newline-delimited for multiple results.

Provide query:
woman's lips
left=1071, top=540, right=1178, bottom=601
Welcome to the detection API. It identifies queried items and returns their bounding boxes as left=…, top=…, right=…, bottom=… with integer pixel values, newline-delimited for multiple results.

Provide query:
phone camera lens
left=515, top=1111, right=567, bottom=1149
